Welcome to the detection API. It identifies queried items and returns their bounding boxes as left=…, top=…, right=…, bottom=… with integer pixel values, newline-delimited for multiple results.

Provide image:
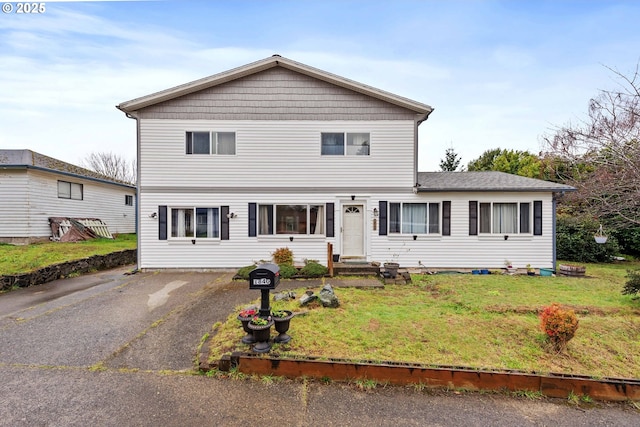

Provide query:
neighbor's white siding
left=138, top=189, right=556, bottom=270
left=25, top=170, right=136, bottom=237
left=138, top=119, right=416, bottom=189
left=0, top=169, right=30, bottom=239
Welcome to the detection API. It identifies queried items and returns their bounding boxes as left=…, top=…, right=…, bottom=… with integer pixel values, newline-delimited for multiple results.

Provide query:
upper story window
left=258, top=204, right=325, bottom=235
left=321, top=132, right=370, bottom=156
left=389, top=202, right=440, bottom=234
left=479, top=202, right=530, bottom=234
left=171, top=207, right=220, bottom=239
left=186, top=131, right=236, bottom=155
left=58, top=181, right=83, bottom=200
left=125, top=195, right=133, bottom=206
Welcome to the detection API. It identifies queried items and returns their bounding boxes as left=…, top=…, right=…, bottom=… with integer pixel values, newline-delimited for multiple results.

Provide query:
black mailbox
left=249, top=263, right=280, bottom=290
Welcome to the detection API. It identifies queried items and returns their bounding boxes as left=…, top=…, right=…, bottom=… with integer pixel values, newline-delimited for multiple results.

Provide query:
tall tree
left=543, top=63, right=640, bottom=226
left=467, top=148, right=542, bottom=178
left=439, top=147, right=463, bottom=171
left=82, top=152, right=136, bottom=185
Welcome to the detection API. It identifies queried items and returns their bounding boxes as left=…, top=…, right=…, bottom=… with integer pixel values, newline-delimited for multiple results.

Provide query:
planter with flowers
left=271, top=309, right=294, bottom=343
left=237, top=308, right=258, bottom=344
left=247, top=316, right=274, bottom=353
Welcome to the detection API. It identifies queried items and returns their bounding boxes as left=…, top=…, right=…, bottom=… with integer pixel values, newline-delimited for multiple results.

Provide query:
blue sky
left=1, top=0, right=639, bottom=171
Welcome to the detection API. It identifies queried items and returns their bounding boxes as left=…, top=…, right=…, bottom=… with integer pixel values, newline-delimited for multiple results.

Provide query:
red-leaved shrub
left=539, top=303, right=579, bottom=352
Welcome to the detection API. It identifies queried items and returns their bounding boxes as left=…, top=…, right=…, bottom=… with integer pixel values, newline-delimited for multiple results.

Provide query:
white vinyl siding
left=0, top=170, right=136, bottom=240
left=139, top=120, right=415, bottom=189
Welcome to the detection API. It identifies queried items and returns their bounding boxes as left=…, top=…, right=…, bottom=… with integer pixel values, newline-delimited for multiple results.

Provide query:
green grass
left=209, top=261, right=640, bottom=379
left=0, top=234, right=136, bottom=275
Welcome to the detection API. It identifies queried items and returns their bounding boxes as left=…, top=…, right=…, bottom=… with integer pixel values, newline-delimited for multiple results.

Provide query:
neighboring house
left=0, top=149, right=136, bottom=244
left=117, top=55, right=574, bottom=270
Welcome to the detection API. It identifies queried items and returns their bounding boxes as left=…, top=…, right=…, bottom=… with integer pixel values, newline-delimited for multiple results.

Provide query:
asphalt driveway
left=0, top=267, right=638, bottom=426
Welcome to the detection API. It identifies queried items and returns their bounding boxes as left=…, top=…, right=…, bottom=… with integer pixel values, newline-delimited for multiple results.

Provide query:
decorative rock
left=273, top=291, right=296, bottom=302
left=299, top=293, right=317, bottom=306
left=319, top=284, right=339, bottom=308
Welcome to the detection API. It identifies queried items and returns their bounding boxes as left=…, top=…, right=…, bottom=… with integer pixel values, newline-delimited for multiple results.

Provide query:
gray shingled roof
left=0, top=149, right=135, bottom=189
left=416, top=171, right=575, bottom=192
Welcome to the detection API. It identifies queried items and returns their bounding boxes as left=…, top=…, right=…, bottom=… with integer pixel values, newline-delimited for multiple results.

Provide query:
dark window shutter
left=379, top=201, right=387, bottom=236
left=326, top=203, right=334, bottom=237
left=248, top=203, right=257, bottom=237
left=221, top=206, right=230, bottom=240
left=443, top=201, right=451, bottom=236
left=159, top=205, right=167, bottom=240
left=533, top=201, right=543, bottom=235
left=469, top=201, right=478, bottom=236
left=520, top=202, right=531, bottom=234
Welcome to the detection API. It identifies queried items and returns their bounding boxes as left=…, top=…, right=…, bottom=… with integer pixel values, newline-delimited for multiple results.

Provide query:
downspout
left=119, top=109, right=141, bottom=270
left=552, top=194, right=557, bottom=271
left=414, top=111, right=432, bottom=189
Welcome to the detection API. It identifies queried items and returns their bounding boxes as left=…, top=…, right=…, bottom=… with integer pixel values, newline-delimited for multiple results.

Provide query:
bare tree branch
left=82, top=152, right=136, bottom=185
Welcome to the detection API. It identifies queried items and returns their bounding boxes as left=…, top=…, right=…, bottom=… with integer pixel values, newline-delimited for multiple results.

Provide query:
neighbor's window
left=186, top=132, right=236, bottom=155
left=125, top=195, right=133, bottom=206
left=389, top=202, right=440, bottom=234
left=57, top=181, right=83, bottom=200
left=258, top=204, right=325, bottom=235
left=321, top=132, right=369, bottom=156
left=479, top=202, right=531, bottom=234
left=171, top=207, right=219, bottom=238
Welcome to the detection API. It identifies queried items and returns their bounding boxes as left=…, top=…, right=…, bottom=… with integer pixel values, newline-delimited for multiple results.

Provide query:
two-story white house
left=117, top=55, right=573, bottom=271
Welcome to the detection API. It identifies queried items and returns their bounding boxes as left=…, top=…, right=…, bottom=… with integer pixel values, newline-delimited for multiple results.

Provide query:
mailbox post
left=249, top=263, right=280, bottom=317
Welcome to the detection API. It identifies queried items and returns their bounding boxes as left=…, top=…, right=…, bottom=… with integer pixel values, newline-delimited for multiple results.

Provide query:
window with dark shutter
left=158, top=205, right=167, bottom=240
left=443, top=201, right=451, bottom=236
left=469, top=201, right=478, bottom=236
left=221, top=206, right=230, bottom=240
left=379, top=201, right=387, bottom=236
left=326, top=203, right=335, bottom=237
left=533, top=201, right=543, bottom=235
left=248, top=203, right=257, bottom=237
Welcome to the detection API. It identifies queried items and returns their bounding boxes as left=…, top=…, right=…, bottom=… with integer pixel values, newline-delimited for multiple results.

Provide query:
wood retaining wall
left=214, top=353, right=640, bottom=402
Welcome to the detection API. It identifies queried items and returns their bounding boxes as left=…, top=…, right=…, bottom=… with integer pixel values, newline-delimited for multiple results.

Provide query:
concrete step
left=333, top=262, right=380, bottom=276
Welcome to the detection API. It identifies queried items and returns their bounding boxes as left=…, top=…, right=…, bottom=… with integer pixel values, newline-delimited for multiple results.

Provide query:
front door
left=342, top=204, right=364, bottom=258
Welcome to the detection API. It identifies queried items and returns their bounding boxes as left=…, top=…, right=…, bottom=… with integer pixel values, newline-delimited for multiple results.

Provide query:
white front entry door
left=342, top=204, right=365, bottom=258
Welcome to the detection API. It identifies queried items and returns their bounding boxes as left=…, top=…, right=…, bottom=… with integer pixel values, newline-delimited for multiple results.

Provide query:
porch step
left=333, top=262, right=380, bottom=277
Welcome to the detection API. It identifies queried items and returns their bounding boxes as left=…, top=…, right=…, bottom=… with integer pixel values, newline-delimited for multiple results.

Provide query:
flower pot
left=237, top=314, right=256, bottom=344
left=272, top=310, right=294, bottom=343
left=384, top=262, right=399, bottom=278
left=247, top=319, right=274, bottom=353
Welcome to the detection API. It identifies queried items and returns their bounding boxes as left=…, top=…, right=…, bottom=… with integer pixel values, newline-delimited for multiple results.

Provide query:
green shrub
left=611, top=226, right=640, bottom=258
left=278, top=263, right=298, bottom=279
left=300, top=260, right=328, bottom=278
left=556, top=215, right=619, bottom=263
left=272, top=247, right=294, bottom=265
left=622, top=269, right=640, bottom=297
left=236, top=264, right=257, bottom=280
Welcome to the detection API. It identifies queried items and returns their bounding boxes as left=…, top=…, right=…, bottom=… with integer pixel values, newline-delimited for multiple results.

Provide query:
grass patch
left=208, top=261, right=640, bottom=379
left=0, top=234, right=136, bottom=275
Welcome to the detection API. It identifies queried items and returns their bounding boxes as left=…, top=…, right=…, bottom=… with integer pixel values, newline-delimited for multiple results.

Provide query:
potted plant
left=247, top=315, right=274, bottom=353
left=271, top=309, right=294, bottom=343
left=504, top=259, right=516, bottom=274
left=526, top=264, right=535, bottom=276
left=237, top=308, right=257, bottom=344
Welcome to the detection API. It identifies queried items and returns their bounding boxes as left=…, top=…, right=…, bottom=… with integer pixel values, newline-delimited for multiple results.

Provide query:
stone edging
left=205, top=352, right=640, bottom=402
left=0, top=249, right=136, bottom=290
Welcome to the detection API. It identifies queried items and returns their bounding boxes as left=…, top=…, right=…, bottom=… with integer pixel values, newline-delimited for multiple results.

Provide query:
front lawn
left=0, top=234, right=136, bottom=276
left=208, top=261, right=640, bottom=379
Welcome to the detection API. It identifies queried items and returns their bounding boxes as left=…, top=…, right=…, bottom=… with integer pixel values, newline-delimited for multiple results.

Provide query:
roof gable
left=416, top=171, right=575, bottom=193
left=117, top=55, right=433, bottom=120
